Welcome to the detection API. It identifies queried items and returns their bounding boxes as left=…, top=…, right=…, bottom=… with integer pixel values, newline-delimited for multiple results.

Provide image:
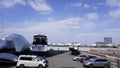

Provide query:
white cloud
left=93, top=6, right=97, bottom=9
left=106, top=0, right=120, bottom=7
left=3, top=17, right=98, bottom=43
left=78, top=28, right=120, bottom=44
left=103, top=28, right=120, bottom=42
left=1, top=0, right=53, bottom=12
left=47, top=17, right=53, bottom=21
left=84, top=4, right=90, bottom=8
left=97, top=2, right=104, bottom=6
left=109, top=8, right=120, bottom=18
left=81, top=23, right=96, bottom=31
left=61, top=17, right=97, bottom=31
left=78, top=33, right=104, bottom=43
left=105, top=28, right=120, bottom=32
left=3, top=16, right=120, bottom=43
left=4, top=17, right=80, bottom=42
left=106, top=0, right=120, bottom=18
left=86, top=13, right=98, bottom=20
left=2, top=0, right=26, bottom=7
left=68, top=3, right=90, bottom=9
left=68, top=2, right=82, bottom=7
left=27, top=0, right=53, bottom=12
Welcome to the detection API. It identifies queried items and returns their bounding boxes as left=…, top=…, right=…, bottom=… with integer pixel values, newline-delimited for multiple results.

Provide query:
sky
left=0, top=0, right=120, bottom=44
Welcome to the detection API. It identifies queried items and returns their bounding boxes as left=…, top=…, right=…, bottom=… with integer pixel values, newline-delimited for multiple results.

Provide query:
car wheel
left=80, top=60, right=82, bottom=63
left=104, top=64, right=109, bottom=68
left=89, top=64, right=93, bottom=68
left=76, top=58, right=79, bottom=61
left=19, top=64, right=25, bottom=68
left=38, top=64, right=43, bottom=68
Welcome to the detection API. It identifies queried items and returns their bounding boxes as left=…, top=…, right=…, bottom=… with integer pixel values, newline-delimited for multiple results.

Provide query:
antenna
left=0, top=0, right=4, bottom=38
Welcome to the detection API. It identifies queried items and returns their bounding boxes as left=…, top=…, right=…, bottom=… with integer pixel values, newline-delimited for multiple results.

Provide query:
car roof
left=93, top=57, right=108, bottom=60
left=89, top=55, right=97, bottom=57
left=76, top=54, right=88, bottom=57
left=19, top=55, right=37, bottom=57
left=79, top=54, right=88, bottom=56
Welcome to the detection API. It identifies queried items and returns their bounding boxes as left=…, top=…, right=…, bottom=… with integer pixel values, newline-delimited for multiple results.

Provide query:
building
left=104, top=37, right=112, bottom=44
left=96, top=42, right=106, bottom=46
left=96, top=37, right=112, bottom=46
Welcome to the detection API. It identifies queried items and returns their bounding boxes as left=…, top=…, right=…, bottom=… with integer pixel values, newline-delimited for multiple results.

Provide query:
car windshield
left=76, top=55, right=81, bottom=57
left=80, top=55, right=88, bottom=57
left=37, top=56, right=43, bottom=60
left=37, top=56, right=46, bottom=60
left=89, top=58, right=95, bottom=62
left=89, top=56, right=97, bottom=58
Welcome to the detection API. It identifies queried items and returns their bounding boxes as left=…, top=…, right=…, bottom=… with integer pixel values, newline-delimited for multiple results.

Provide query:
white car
left=73, top=54, right=89, bottom=61
left=16, top=55, right=48, bottom=68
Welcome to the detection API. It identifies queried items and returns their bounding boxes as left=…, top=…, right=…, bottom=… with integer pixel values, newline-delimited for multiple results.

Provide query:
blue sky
left=0, top=0, right=120, bottom=44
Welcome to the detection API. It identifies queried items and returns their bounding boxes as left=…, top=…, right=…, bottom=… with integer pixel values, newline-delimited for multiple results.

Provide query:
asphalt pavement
left=0, top=51, right=84, bottom=68
left=47, top=51, right=84, bottom=68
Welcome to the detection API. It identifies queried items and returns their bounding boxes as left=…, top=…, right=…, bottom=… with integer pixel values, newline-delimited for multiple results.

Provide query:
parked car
left=16, top=55, right=48, bottom=68
left=73, top=54, right=89, bottom=61
left=80, top=55, right=97, bottom=63
left=83, top=57, right=110, bottom=68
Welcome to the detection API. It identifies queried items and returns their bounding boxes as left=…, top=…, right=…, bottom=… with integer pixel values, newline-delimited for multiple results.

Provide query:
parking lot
left=47, top=51, right=84, bottom=68
left=0, top=51, right=84, bottom=68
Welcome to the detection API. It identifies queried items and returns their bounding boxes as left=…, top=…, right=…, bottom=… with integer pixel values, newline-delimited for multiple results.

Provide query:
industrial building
left=96, top=37, right=112, bottom=46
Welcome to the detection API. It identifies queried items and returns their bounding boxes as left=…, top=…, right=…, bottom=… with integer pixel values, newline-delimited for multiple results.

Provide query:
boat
left=30, top=34, right=48, bottom=55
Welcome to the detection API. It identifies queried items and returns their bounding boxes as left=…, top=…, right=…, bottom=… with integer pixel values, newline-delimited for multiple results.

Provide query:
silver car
left=73, top=54, right=89, bottom=61
left=83, top=57, right=110, bottom=68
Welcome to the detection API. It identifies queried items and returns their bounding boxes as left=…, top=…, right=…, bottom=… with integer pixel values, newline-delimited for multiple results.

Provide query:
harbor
left=0, top=0, right=120, bottom=68
left=0, top=50, right=84, bottom=68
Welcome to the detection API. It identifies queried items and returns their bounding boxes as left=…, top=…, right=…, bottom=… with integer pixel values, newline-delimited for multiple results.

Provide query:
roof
left=19, top=55, right=37, bottom=57
left=34, top=35, right=47, bottom=38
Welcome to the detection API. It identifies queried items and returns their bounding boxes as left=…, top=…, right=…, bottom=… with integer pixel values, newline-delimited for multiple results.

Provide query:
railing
left=80, top=50, right=120, bottom=68
left=106, top=56, right=120, bottom=68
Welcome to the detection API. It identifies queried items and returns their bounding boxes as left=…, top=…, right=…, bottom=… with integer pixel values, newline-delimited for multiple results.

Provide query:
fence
left=80, top=50, right=120, bottom=68
left=106, top=56, right=120, bottom=68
